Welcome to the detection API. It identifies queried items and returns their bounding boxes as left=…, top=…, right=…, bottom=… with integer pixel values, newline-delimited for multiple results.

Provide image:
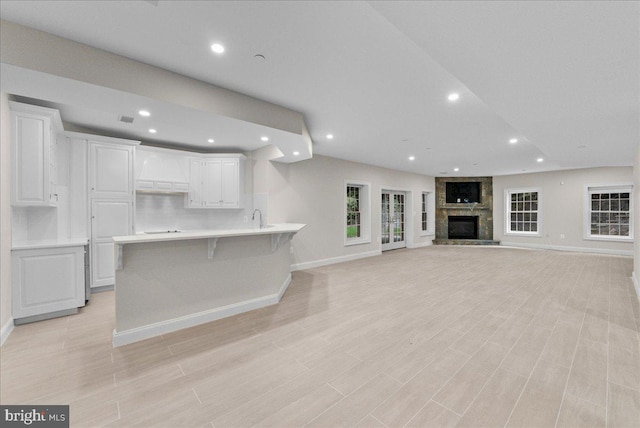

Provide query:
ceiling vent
left=118, top=115, right=134, bottom=124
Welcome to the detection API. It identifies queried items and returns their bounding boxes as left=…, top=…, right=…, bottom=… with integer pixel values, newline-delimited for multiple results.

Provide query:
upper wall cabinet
left=135, top=146, right=189, bottom=193
left=10, top=102, right=63, bottom=207
left=89, top=141, right=135, bottom=199
left=188, top=154, right=245, bottom=209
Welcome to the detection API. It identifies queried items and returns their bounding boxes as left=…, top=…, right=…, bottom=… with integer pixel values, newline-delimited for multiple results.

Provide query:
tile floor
left=1, top=246, right=639, bottom=427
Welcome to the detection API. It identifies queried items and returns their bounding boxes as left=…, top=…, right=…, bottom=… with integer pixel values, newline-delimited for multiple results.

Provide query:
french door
left=381, top=191, right=406, bottom=251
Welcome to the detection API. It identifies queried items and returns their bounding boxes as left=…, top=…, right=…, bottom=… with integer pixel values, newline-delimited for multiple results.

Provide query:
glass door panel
left=382, top=191, right=406, bottom=251
left=381, top=193, right=390, bottom=245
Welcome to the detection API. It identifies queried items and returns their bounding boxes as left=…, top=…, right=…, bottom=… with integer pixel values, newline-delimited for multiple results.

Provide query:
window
left=505, top=188, right=541, bottom=235
left=420, top=191, right=434, bottom=235
left=345, top=181, right=371, bottom=245
left=421, top=192, right=428, bottom=232
left=346, top=185, right=361, bottom=239
left=585, top=185, right=633, bottom=241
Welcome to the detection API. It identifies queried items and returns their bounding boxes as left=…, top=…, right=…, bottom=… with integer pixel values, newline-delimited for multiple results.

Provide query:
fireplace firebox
left=448, top=216, right=478, bottom=240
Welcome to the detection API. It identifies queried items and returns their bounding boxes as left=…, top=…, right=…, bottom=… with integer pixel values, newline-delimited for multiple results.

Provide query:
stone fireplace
left=434, top=176, right=499, bottom=245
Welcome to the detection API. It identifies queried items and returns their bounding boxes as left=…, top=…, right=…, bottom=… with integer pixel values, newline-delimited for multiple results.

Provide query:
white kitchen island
left=111, top=223, right=305, bottom=346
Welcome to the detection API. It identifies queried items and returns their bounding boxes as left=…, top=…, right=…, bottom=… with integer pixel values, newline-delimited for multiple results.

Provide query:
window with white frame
left=345, top=181, right=371, bottom=245
left=421, top=192, right=428, bottom=233
left=505, top=188, right=540, bottom=235
left=420, top=191, right=434, bottom=235
left=585, top=185, right=633, bottom=241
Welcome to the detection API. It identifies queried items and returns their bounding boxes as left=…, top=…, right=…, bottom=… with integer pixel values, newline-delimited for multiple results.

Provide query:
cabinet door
left=11, top=112, right=52, bottom=206
left=202, top=159, right=223, bottom=207
left=188, top=159, right=203, bottom=207
left=221, top=158, right=240, bottom=208
left=12, top=246, right=85, bottom=319
left=89, top=142, right=134, bottom=199
left=91, top=200, right=132, bottom=287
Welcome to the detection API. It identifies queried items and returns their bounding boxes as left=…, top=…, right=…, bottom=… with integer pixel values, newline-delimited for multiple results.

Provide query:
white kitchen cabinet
left=89, top=141, right=135, bottom=199
left=12, top=245, right=86, bottom=320
left=188, top=158, right=203, bottom=207
left=135, top=146, right=189, bottom=193
left=10, top=102, right=63, bottom=207
left=88, top=138, right=139, bottom=288
left=221, top=159, right=240, bottom=208
left=188, top=155, right=244, bottom=208
left=90, top=200, right=133, bottom=287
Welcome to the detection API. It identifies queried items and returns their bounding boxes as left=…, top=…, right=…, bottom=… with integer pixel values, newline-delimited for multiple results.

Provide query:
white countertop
left=12, top=238, right=89, bottom=251
left=113, top=223, right=306, bottom=245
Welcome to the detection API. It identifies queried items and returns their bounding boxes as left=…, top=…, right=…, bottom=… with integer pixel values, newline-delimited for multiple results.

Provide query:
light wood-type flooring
left=1, top=246, right=639, bottom=427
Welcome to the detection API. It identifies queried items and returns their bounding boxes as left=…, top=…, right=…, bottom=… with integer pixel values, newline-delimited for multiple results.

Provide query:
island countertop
left=112, top=223, right=306, bottom=245
left=112, top=222, right=305, bottom=347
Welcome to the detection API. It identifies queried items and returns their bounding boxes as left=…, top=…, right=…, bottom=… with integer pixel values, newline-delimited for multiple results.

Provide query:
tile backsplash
left=135, top=193, right=252, bottom=232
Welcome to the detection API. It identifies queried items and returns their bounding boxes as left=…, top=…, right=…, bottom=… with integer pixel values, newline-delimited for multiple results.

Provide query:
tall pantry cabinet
left=87, top=138, right=139, bottom=288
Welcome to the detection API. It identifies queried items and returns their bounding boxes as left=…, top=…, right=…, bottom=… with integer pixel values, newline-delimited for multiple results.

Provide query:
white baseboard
left=91, top=284, right=114, bottom=293
left=500, top=241, right=633, bottom=257
left=1, top=318, right=15, bottom=347
left=291, top=250, right=382, bottom=271
left=112, top=274, right=292, bottom=347
left=633, top=272, right=640, bottom=303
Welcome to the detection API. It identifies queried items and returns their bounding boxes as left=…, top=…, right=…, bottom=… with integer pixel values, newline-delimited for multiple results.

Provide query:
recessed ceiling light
left=210, top=43, right=225, bottom=54
left=207, top=139, right=214, bottom=143
left=261, top=136, right=269, bottom=142
left=537, top=158, right=544, bottom=162
left=254, top=54, right=266, bottom=60
left=447, top=93, right=460, bottom=102
left=509, top=138, right=518, bottom=144
left=409, top=156, right=415, bottom=161
left=454, top=167, right=459, bottom=172
left=148, top=128, right=157, bottom=134
left=293, top=151, right=300, bottom=156
left=577, top=145, right=587, bottom=149
left=326, top=134, right=334, bottom=140
left=138, top=110, right=150, bottom=117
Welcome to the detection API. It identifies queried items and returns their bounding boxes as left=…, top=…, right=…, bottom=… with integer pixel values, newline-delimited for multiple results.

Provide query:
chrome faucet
left=252, top=209, right=265, bottom=228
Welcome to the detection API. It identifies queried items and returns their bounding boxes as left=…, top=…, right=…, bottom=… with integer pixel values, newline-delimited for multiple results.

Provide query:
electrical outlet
left=560, top=234, right=565, bottom=239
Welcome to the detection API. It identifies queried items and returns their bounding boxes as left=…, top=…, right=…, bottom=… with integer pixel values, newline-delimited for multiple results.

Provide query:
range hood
left=135, top=146, right=189, bottom=193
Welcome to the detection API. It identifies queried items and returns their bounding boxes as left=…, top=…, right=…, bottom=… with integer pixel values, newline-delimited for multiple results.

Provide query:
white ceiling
left=1, top=0, right=637, bottom=177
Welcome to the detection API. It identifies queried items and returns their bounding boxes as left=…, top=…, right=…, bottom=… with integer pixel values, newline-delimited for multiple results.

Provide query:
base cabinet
left=91, top=200, right=133, bottom=287
left=12, top=246, right=86, bottom=320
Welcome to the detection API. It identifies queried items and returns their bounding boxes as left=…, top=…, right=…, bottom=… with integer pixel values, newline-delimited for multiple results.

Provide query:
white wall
left=494, top=167, right=634, bottom=255
left=252, top=152, right=435, bottom=268
left=634, top=142, right=640, bottom=297
left=1, top=92, right=12, bottom=338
